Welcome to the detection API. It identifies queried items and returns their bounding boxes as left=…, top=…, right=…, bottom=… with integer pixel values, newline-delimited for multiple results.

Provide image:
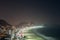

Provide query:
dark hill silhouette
left=0, top=19, right=12, bottom=40
left=0, top=19, right=12, bottom=26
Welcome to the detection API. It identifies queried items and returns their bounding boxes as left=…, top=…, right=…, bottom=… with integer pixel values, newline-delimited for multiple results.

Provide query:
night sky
left=0, top=0, right=60, bottom=25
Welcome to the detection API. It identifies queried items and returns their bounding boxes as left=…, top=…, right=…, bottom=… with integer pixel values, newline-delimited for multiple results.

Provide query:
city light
left=14, top=25, right=45, bottom=40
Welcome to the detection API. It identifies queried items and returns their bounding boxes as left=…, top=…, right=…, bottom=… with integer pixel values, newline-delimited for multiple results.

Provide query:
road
left=21, top=29, right=45, bottom=40
left=13, top=26, right=56, bottom=40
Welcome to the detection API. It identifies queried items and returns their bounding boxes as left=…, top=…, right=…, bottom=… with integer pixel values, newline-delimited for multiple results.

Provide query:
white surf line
left=33, top=28, right=56, bottom=40
left=15, top=26, right=45, bottom=40
left=21, top=26, right=56, bottom=40
left=18, top=26, right=44, bottom=32
left=16, top=26, right=44, bottom=35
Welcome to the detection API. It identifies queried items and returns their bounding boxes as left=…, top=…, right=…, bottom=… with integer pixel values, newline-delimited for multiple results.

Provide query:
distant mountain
left=16, top=22, right=34, bottom=28
left=0, top=19, right=12, bottom=26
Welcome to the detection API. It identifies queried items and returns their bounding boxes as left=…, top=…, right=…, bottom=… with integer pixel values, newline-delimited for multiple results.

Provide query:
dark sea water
left=36, top=24, right=60, bottom=40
